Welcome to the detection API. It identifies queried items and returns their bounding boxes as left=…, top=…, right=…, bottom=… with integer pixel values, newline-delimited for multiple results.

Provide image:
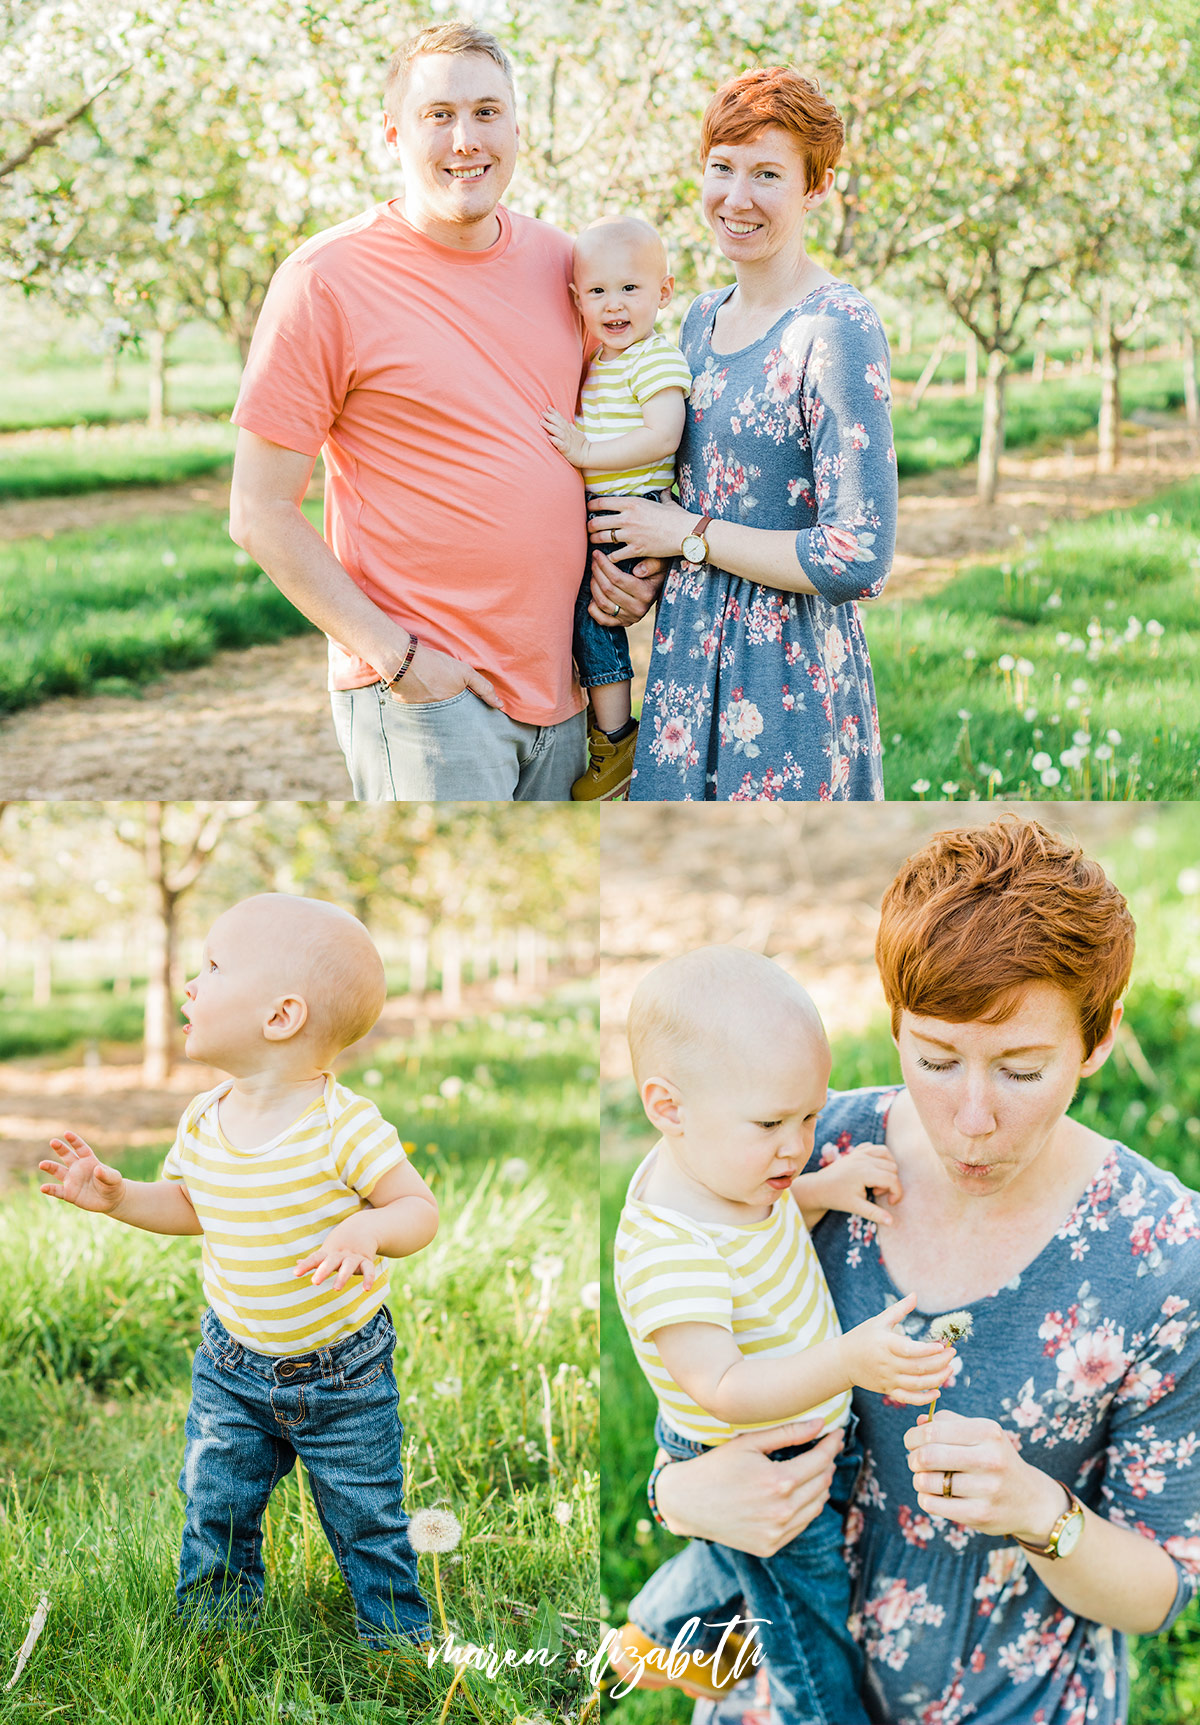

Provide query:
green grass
left=0, top=324, right=242, bottom=433
left=0, top=1000, right=599, bottom=1722
left=600, top=984, right=1200, bottom=1724
left=892, top=360, right=1187, bottom=478
left=0, top=990, right=145, bottom=1061
left=875, top=476, right=1200, bottom=800
left=0, top=507, right=322, bottom=711
left=0, top=423, right=237, bottom=501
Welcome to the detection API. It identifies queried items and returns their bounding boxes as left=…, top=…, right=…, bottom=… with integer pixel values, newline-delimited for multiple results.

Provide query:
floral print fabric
left=815, top=1087, right=1200, bottom=1724
left=629, top=283, right=897, bottom=802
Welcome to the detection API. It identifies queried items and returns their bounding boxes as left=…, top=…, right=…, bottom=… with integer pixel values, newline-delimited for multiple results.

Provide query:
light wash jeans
left=330, top=682, right=587, bottom=801
left=628, top=1415, right=867, bottom=1725
left=176, top=1306, right=430, bottom=1648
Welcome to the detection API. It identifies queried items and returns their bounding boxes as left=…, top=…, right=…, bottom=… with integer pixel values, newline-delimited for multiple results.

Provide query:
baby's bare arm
left=40, top=1132, right=202, bottom=1235
left=543, top=388, right=686, bottom=474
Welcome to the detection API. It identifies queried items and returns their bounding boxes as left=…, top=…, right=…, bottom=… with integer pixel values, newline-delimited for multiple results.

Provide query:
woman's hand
left=652, top=1419, right=842, bottom=1558
left=905, top=1408, right=1069, bottom=1541
left=588, top=493, right=693, bottom=561
left=588, top=549, right=668, bottom=628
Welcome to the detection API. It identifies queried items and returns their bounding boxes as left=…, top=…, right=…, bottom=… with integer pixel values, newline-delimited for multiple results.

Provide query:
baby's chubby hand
left=40, top=1131, right=126, bottom=1214
left=821, top=1141, right=903, bottom=1226
left=541, top=405, right=589, bottom=468
left=844, top=1292, right=955, bottom=1404
left=295, top=1214, right=382, bottom=1293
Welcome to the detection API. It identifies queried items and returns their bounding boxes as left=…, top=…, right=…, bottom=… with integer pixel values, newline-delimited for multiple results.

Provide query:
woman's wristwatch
left=680, top=515, right=712, bottom=565
left=1012, top=1485, right=1085, bottom=1559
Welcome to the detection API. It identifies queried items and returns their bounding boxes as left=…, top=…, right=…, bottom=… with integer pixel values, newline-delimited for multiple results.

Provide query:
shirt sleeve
left=231, top=256, right=356, bottom=457
left=616, top=1214, right=735, bottom=1341
left=629, top=336, right=693, bottom=404
left=1098, top=1234, right=1200, bottom=1630
left=331, top=1091, right=409, bottom=1199
left=793, top=296, right=898, bottom=607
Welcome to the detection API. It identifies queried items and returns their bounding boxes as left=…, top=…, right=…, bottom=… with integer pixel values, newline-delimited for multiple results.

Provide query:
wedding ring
left=942, top=1471, right=955, bottom=1498
left=610, top=603, right=621, bottom=616
left=609, top=528, right=617, bottom=544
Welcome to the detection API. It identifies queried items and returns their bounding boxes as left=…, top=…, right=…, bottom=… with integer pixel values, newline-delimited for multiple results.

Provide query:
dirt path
left=0, top=427, right=1196, bottom=799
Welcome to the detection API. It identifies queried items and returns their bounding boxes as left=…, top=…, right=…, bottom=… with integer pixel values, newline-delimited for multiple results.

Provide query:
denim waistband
left=198, top=1304, right=395, bottom=1387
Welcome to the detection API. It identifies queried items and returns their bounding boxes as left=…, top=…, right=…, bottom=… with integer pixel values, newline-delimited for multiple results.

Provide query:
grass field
left=874, top=476, right=1200, bottom=800
left=0, top=999, right=599, bottom=1723
left=891, top=360, right=1188, bottom=478
left=0, top=423, right=237, bottom=501
left=600, top=973, right=1200, bottom=1723
left=0, top=323, right=242, bottom=434
left=0, top=506, right=322, bottom=712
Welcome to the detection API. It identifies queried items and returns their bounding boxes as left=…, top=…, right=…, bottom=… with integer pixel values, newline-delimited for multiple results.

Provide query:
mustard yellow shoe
left=606, top=1621, right=748, bottom=1702
left=572, top=721, right=638, bottom=801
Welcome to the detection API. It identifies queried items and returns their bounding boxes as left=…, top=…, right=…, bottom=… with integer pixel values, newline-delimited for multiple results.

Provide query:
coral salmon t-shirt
left=232, top=201, right=589, bottom=726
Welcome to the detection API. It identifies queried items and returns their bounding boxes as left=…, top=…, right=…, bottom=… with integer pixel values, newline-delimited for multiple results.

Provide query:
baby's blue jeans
left=627, top=1414, right=868, bottom=1725
left=177, top=1305, right=431, bottom=1648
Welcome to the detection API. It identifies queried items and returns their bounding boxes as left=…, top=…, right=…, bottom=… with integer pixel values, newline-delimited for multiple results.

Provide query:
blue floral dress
left=629, top=282, right=897, bottom=802
left=696, top=1087, right=1200, bottom=1725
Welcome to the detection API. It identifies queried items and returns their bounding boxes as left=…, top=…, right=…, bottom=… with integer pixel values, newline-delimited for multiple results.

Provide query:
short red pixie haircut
left=876, top=816, right=1135, bottom=1058
left=700, top=67, right=845, bottom=193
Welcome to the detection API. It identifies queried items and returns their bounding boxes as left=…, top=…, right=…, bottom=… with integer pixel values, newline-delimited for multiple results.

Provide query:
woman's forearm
left=702, top=519, right=819, bottom=595
left=1024, top=1493, right=1180, bottom=1634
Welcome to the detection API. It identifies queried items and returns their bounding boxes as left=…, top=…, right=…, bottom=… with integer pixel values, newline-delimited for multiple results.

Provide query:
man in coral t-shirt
left=229, top=22, right=656, bottom=800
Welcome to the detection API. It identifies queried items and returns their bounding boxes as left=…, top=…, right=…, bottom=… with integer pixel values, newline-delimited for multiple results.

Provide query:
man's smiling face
left=384, top=51, right=519, bottom=249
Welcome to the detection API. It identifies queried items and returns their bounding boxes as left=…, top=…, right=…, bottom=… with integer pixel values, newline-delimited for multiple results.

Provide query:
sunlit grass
left=0, top=1004, right=599, bottom=1722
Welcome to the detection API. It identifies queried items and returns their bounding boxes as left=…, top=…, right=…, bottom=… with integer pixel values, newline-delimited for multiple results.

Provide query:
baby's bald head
left=573, top=215, right=670, bottom=280
left=211, top=895, right=386, bottom=1057
left=627, top=946, right=828, bottom=1097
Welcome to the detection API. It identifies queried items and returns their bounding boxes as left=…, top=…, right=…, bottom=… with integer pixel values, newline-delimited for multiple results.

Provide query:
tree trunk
left=147, top=328, right=168, bottom=430
left=1184, top=324, right=1199, bottom=431
left=964, top=336, right=979, bottom=397
left=143, top=805, right=177, bottom=1084
left=976, top=349, right=1007, bottom=505
left=440, top=927, right=462, bottom=1012
left=104, top=349, right=121, bottom=393
left=1097, top=293, right=1123, bottom=475
left=910, top=330, right=953, bottom=412
left=1031, top=333, right=1047, bottom=386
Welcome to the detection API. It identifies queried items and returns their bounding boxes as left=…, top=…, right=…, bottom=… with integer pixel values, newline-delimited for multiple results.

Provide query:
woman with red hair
left=587, top=69, right=896, bottom=801
left=626, top=816, right=1200, bottom=1723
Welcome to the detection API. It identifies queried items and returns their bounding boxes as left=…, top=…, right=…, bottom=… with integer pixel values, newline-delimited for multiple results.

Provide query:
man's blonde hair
left=627, top=946, right=826, bottom=1090
left=384, top=22, right=514, bottom=118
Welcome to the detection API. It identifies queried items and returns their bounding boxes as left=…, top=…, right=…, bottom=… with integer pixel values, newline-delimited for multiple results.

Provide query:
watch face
left=681, top=535, right=706, bottom=563
left=1055, top=1506, right=1084, bottom=1557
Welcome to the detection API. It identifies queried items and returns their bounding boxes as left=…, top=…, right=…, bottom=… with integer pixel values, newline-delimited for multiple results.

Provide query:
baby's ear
left=264, top=994, right=309, bottom=1042
left=659, top=274, right=675, bottom=307
left=640, top=1076, right=683, bottom=1133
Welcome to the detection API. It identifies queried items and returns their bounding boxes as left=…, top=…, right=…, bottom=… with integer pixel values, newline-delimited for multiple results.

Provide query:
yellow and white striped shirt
left=163, top=1074, right=408, bottom=1356
left=579, top=331, right=693, bottom=496
left=613, top=1147, right=852, bottom=1444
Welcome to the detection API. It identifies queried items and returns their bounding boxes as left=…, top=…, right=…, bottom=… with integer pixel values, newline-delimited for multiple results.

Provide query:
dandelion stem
left=437, top=1667, right=464, bottom=1725
left=432, top=1553, right=449, bottom=1641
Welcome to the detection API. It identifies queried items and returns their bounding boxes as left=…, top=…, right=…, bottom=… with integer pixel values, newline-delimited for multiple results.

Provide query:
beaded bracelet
left=384, top=632, right=419, bottom=689
left=646, top=1459, right=673, bottom=1530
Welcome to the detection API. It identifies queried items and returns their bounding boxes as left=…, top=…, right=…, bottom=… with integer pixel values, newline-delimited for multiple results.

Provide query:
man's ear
left=264, top=995, right=309, bottom=1042
left=641, top=1076, right=684, bottom=1135
left=382, top=107, right=401, bottom=161
left=1080, top=1000, right=1123, bottom=1078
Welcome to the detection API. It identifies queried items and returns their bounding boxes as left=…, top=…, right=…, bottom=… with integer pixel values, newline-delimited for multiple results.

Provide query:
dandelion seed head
left=997, top=654, right=1016, bottom=672
left=929, top=1310, right=974, bottom=1344
left=911, top=779, right=931, bottom=794
left=408, top=1507, right=463, bottom=1554
left=1031, top=752, right=1052, bottom=771
left=580, top=1281, right=601, bottom=1310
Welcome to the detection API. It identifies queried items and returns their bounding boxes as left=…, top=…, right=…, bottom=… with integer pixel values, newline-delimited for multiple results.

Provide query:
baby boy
left=610, top=947, right=953, bottom=1722
left=40, top=893, right=438, bottom=1649
left=542, top=215, right=692, bottom=801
